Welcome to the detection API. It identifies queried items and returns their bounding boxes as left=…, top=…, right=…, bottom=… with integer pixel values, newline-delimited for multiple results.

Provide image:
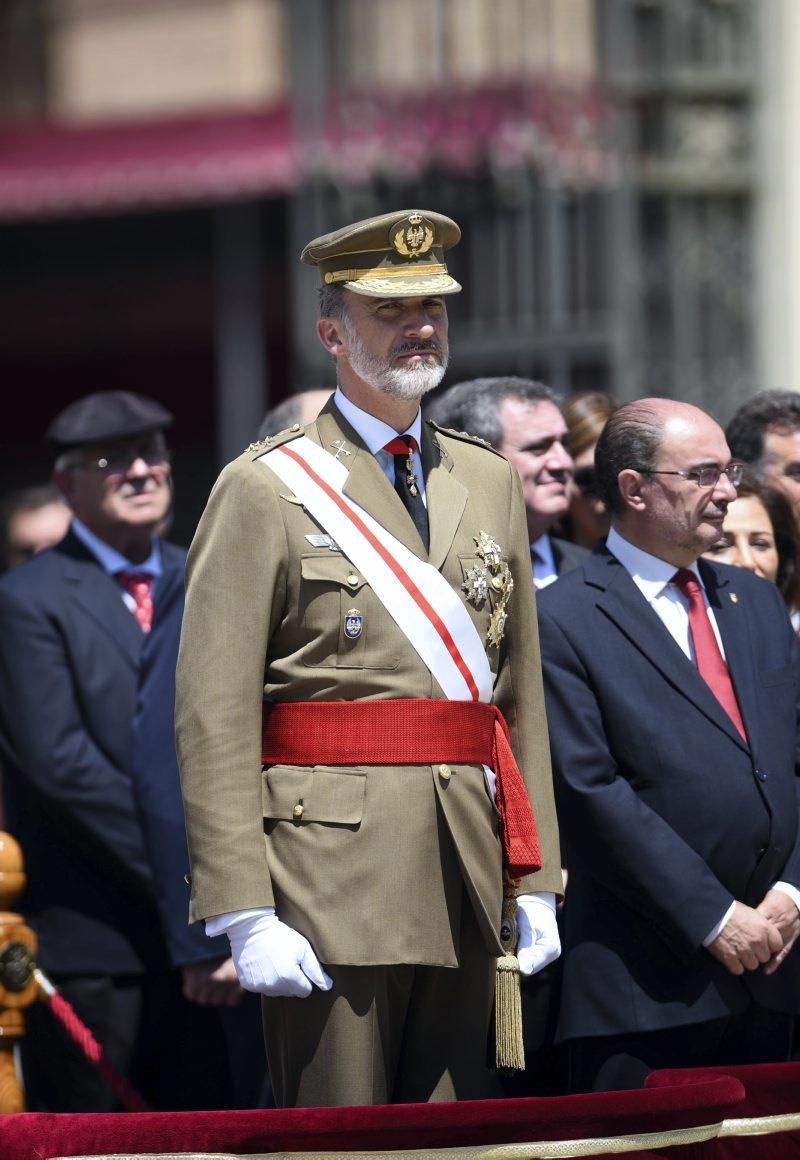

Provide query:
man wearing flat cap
left=176, top=209, right=562, bottom=1107
left=0, top=391, right=248, bottom=1110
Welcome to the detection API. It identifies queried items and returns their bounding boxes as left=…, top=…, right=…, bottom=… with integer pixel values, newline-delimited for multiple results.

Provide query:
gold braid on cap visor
left=323, top=263, right=449, bottom=284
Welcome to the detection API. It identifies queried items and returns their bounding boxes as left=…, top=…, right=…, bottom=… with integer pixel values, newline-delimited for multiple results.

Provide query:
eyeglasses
left=638, top=462, right=744, bottom=489
left=68, top=439, right=171, bottom=475
left=573, top=466, right=597, bottom=496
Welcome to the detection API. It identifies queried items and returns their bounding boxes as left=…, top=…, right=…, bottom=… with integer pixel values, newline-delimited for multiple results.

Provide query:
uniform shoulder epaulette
left=244, top=422, right=305, bottom=458
left=426, top=419, right=504, bottom=458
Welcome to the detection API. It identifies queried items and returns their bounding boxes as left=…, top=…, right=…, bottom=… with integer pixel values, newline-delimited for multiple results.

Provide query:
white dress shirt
left=333, top=387, right=426, bottom=504
left=606, top=527, right=800, bottom=940
left=531, top=534, right=558, bottom=590
left=70, top=517, right=162, bottom=615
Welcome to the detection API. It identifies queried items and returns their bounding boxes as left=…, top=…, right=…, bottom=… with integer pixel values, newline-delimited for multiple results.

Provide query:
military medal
left=462, top=566, right=489, bottom=606
left=343, top=608, right=363, bottom=639
left=405, top=451, right=419, bottom=497
left=474, top=531, right=503, bottom=570
left=472, top=530, right=514, bottom=648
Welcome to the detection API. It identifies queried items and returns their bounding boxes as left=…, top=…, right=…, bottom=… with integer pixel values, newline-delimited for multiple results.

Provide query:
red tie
left=672, top=569, right=747, bottom=742
left=116, top=572, right=154, bottom=633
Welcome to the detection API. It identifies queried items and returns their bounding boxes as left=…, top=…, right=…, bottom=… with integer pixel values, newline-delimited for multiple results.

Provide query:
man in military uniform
left=176, top=209, right=562, bottom=1108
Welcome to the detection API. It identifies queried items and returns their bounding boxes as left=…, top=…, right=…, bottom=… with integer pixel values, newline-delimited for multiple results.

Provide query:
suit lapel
left=700, top=560, right=759, bottom=753
left=590, top=551, right=749, bottom=750
left=60, top=533, right=144, bottom=670
left=422, top=423, right=467, bottom=571
left=314, top=404, right=428, bottom=557
left=151, top=545, right=185, bottom=630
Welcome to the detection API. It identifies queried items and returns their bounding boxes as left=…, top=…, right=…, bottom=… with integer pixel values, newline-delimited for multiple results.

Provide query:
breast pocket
left=299, top=553, right=399, bottom=670
left=263, top=764, right=366, bottom=827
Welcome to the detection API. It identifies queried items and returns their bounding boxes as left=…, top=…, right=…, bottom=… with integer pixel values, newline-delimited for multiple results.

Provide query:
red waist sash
left=261, top=699, right=541, bottom=880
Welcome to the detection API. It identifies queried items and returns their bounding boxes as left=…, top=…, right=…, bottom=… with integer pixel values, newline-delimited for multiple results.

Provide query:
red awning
left=0, top=84, right=615, bottom=222
left=0, top=107, right=297, bottom=221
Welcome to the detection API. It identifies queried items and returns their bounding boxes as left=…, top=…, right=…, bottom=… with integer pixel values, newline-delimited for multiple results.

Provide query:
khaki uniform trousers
left=262, top=893, right=499, bottom=1107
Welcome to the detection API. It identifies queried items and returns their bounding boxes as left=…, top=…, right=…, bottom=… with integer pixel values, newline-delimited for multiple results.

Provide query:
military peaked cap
left=301, top=209, right=461, bottom=298
left=47, top=391, right=174, bottom=448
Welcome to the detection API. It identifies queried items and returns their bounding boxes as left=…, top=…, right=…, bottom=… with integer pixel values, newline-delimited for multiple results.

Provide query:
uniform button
left=347, top=573, right=359, bottom=586
left=291, top=423, right=301, bottom=432
left=293, top=802, right=304, bottom=818
left=183, top=873, right=192, bottom=886
left=755, top=768, right=767, bottom=782
left=438, top=764, right=451, bottom=780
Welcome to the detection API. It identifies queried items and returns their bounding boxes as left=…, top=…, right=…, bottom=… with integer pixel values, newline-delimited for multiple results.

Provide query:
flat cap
left=46, top=390, right=174, bottom=448
left=301, top=209, right=461, bottom=298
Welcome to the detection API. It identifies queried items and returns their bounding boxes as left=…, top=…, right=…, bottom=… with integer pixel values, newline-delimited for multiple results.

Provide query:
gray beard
left=343, top=322, right=449, bottom=401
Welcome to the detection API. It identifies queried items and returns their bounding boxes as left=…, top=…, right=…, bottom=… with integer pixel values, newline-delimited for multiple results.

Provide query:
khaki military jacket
left=176, top=400, right=561, bottom=966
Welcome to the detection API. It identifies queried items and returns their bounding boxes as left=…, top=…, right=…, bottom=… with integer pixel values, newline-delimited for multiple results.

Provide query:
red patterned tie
left=115, top=572, right=154, bottom=633
left=672, top=569, right=746, bottom=742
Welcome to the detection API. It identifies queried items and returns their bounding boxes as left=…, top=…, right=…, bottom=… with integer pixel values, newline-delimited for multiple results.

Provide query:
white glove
left=515, top=892, right=561, bottom=977
left=216, top=909, right=333, bottom=998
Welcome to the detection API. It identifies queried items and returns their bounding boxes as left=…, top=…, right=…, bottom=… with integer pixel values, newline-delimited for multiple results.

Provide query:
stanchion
left=0, top=829, right=150, bottom=1113
left=0, top=831, right=39, bottom=1113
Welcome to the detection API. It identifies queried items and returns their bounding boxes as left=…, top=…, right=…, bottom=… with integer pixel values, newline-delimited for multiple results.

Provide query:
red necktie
left=672, top=569, right=747, bottom=742
left=382, top=434, right=429, bottom=551
left=116, top=572, right=154, bottom=633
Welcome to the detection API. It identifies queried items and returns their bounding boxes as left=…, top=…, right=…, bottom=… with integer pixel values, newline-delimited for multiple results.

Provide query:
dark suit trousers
left=262, top=897, right=499, bottom=1107
left=568, top=1004, right=794, bottom=1093
left=21, top=971, right=233, bottom=1112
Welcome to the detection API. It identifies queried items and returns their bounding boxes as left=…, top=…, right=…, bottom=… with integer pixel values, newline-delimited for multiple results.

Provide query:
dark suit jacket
left=550, top=535, right=590, bottom=578
left=537, top=548, right=800, bottom=1042
left=130, top=580, right=227, bottom=967
left=0, top=529, right=185, bottom=975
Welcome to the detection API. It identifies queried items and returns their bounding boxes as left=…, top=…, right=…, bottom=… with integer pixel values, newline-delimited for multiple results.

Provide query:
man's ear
left=617, top=468, right=648, bottom=513
left=317, top=317, right=346, bottom=357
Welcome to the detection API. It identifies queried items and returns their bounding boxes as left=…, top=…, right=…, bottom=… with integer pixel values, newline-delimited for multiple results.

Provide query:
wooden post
left=0, top=832, right=38, bottom=1113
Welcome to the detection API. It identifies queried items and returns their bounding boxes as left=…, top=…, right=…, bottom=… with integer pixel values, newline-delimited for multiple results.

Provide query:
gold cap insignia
left=390, top=213, right=435, bottom=260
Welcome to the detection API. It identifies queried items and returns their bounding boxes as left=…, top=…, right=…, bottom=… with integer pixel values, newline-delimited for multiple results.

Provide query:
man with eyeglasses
left=0, top=391, right=249, bottom=1111
left=537, top=398, right=800, bottom=1091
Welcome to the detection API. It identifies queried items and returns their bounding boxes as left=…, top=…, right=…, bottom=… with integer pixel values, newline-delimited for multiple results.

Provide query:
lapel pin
left=331, top=440, right=351, bottom=460
left=729, top=593, right=739, bottom=604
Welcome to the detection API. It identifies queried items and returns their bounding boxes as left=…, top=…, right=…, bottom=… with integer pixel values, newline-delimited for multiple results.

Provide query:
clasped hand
left=708, top=893, right=800, bottom=977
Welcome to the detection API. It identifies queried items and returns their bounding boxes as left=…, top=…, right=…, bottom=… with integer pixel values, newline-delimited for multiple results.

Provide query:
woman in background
left=702, top=469, right=800, bottom=625
left=561, top=391, right=619, bottom=549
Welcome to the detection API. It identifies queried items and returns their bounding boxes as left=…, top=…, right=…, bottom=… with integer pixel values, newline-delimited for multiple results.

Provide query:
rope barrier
left=34, top=968, right=151, bottom=1112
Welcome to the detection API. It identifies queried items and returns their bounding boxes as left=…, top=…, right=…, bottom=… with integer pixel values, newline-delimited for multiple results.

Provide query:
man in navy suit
left=538, top=398, right=800, bottom=1092
left=0, top=391, right=242, bottom=1110
left=426, top=377, right=589, bottom=588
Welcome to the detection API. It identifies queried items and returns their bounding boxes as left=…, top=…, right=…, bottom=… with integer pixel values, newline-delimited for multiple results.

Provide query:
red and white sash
left=259, top=437, right=493, bottom=704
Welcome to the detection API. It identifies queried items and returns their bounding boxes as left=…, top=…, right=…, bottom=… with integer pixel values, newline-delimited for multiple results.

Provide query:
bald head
left=257, top=389, right=332, bottom=440
left=596, top=398, right=739, bottom=567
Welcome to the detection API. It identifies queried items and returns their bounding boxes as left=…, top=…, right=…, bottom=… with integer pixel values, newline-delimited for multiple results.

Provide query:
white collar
left=606, top=526, right=702, bottom=599
left=531, top=533, right=556, bottom=570
left=70, top=517, right=162, bottom=578
left=333, top=387, right=423, bottom=456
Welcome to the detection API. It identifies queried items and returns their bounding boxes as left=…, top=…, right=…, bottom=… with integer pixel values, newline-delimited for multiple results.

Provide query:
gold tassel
left=494, top=890, right=525, bottom=1072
